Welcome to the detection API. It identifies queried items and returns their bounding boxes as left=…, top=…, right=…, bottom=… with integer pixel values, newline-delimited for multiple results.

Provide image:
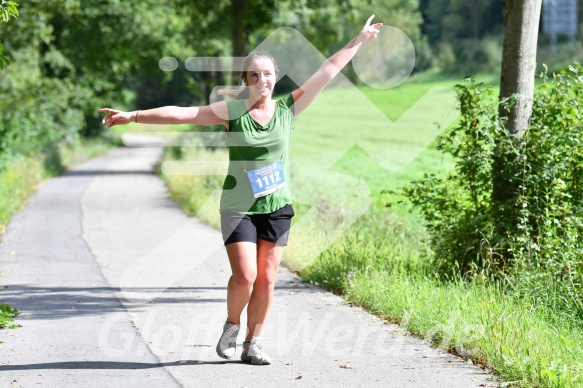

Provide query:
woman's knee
left=253, top=272, right=277, bottom=295
left=231, top=270, right=257, bottom=288
left=226, top=241, right=257, bottom=288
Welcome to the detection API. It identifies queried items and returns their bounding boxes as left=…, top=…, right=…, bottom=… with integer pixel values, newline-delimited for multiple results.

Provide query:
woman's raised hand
left=356, top=15, right=383, bottom=45
left=99, top=108, right=134, bottom=128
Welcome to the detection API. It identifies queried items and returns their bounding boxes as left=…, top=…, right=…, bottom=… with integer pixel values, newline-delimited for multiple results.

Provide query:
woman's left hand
left=356, top=15, right=383, bottom=46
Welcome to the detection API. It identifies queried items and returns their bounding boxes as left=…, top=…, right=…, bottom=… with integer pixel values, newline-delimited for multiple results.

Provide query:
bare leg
left=245, top=239, right=284, bottom=341
left=225, top=242, right=257, bottom=324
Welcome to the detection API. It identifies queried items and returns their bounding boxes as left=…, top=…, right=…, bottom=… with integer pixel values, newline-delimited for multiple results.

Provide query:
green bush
left=511, top=65, right=583, bottom=317
left=0, top=48, right=91, bottom=165
left=397, top=77, right=500, bottom=276
left=0, top=303, right=19, bottom=329
left=398, top=64, right=583, bottom=317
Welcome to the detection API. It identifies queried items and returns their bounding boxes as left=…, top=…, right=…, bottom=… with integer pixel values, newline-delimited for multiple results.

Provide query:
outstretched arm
left=99, top=101, right=229, bottom=128
left=291, top=15, right=382, bottom=116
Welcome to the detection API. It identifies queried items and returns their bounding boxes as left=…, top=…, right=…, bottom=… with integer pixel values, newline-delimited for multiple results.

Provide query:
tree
left=491, top=0, right=542, bottom=257
left=493, top=0, right=542, bottom=204
left=0, top=0, right=186, bottom=153
left=174, top=0, right=363, bottom=102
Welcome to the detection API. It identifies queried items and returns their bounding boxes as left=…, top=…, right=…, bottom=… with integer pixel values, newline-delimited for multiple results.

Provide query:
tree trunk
left=230, top=0, right=250, bottom=88
left=493, top=0, right=542, bottom=203
left=231, top=0, right=248, bottom=60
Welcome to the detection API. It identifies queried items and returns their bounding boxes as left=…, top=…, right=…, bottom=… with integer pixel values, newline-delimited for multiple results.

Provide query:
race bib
left=246, top=160, right=286, bottom=198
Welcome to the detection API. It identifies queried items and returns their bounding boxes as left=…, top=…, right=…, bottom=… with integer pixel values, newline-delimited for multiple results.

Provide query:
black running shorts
left=220, top=204, right=295, bottom=246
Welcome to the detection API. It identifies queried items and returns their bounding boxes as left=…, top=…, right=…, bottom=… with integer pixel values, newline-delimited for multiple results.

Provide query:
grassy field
left=154, top=70, right=582, bottom=387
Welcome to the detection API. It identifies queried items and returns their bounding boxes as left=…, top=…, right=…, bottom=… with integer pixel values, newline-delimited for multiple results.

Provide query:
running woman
left=99, top=15, right=382, bottom=365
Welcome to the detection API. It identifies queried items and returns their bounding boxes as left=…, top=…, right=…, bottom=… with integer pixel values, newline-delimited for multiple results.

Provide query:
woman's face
left=244, top=57, right=277, bottom=99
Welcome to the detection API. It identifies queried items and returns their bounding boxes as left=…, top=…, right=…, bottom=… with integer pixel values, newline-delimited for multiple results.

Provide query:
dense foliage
left=0, top=0, right=189, bottom=152
left=0, top=0, right=428, bottom=167
left=400, top=64, right=583, bottom=317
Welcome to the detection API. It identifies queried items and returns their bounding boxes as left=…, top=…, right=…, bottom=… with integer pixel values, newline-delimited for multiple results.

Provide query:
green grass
left=158, top=71, right=583, bottom=387
left=299, top=221, right=583, bottom=387
left=360, top=69, right=500, bottom=121
left=345, top=272, right=583, bottom=387
left=0, top=303, right=19, bottom=329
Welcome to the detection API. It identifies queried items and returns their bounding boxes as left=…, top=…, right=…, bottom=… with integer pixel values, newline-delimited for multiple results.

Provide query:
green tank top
left=220, top=93, right=294, bottom=214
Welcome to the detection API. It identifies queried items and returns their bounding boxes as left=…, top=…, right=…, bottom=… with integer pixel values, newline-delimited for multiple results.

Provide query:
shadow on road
left=0, top=359, right=241, bottom=371
left=2, top=285, right=230, bottom=320
left=62, top=170, right=156, bottom=176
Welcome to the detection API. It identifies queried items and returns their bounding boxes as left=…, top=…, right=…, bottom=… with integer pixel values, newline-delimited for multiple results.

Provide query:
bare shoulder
left=209, top=100, right=228, bottom=118
left=208, top=100, right=229, bottom=125
left=186, top=100, right=229, bottom=126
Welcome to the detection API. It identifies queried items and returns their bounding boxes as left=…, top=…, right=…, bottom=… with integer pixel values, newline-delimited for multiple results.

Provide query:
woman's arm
left=291, top=15, right=382, bottom=116
left=99, top=101, right=229, bottom=128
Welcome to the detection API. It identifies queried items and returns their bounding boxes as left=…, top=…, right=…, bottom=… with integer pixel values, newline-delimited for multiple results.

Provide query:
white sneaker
left=216, top=321, right=240, bottom=359
left=241, top=337, right=271, bottom=365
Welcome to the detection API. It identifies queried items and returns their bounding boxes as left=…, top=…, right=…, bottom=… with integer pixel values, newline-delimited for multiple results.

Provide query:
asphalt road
left=0, top=138, right=497, bottom=387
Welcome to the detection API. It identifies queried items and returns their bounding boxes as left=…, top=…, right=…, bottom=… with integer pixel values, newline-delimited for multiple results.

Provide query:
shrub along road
left=0, top=136, right=496, bottom=387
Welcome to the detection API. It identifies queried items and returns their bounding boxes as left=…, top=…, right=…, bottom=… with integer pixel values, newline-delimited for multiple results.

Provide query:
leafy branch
left=0, top=0, right=18, bottom=23
left=0, top=1, right=18, bottom=69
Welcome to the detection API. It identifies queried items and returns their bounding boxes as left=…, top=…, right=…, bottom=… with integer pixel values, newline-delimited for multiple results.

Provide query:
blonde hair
left=218, top=51, right=279, bottom=100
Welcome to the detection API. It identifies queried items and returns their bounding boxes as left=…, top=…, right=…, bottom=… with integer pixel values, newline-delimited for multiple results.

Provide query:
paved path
left=0, top=140, right=497, bottom=387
